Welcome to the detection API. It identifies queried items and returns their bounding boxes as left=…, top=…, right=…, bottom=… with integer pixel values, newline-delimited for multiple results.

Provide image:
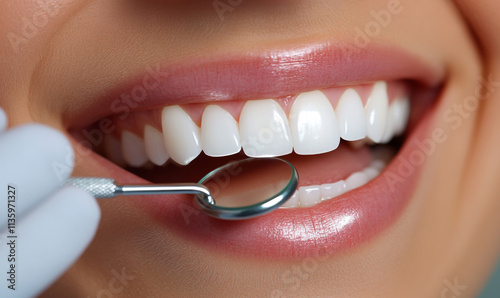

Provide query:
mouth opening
left=70, top=79, right=440, bottom=210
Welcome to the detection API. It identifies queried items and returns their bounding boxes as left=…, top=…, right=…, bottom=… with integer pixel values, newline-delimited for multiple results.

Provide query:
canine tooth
left=298, top=185, right=321, bottom=207
left=103, top=134, right=126, bottom=167
left=121, top=130, right=148, bottom=167
left=393, top=97, right=411, bottom=136
left=239, top=99, right=293, bottom=157
left=345, top=171, right=370, bottom=191
left=380, top=126, right=393, bottom=143
left=201, top=105, right=241, bottom=157
left=161, top=105, right=202, bottom=165
left=321, top=181, right=346, bottom=200
left=281, top=191, right=299, bottom=208
left=289, top=91, right=340, bottom=155
left=144, top=125, right=169, bottom=166
left=336, top=89, right=367, bottom=141
left=365, top=81, right=389, bottom=142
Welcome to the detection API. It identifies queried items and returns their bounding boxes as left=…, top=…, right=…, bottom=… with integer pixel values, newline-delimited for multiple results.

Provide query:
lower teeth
left=280, top=159, right=387, bottom=209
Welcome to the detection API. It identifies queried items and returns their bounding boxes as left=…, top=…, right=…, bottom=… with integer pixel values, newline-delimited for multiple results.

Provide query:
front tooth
left=161, top=105, right=202, bottom=165
left=121, top=130, right=148, bottom=167
left=298, top=185, right=321, bottom=207
left=365, top=81, right=389, bottom=143
left=336, top=89, right=367, bottom=141
left=144, top=125, right=169, bottom=166
left=239, top=99, right=293, bottom=157
left=201, top=105, right=241, bottom=157
left=392, top=97, right=410, bottom=136
left=289, top=91, right=340, bottom=155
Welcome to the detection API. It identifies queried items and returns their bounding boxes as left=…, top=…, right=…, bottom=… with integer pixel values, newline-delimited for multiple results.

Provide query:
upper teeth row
left=105, top=81, right=410, bottom=167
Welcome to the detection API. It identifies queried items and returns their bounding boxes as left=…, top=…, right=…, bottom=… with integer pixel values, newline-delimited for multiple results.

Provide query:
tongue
left=130, top=143, right=371, bottom=187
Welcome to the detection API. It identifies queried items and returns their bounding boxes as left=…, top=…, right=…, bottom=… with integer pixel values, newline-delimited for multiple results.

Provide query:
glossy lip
left=69, top=41, right=443, bottom=259
left=77, top=107, right=434, bottom=259
left=147, top=111, right=432, bottom=259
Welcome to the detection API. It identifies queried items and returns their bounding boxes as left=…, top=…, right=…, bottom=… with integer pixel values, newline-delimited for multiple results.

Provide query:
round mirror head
left=195, top=158, right=298, bottom=220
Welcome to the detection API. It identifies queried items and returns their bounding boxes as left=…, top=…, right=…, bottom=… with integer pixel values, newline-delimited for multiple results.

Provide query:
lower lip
left=121, top=104, right=435, bottom=260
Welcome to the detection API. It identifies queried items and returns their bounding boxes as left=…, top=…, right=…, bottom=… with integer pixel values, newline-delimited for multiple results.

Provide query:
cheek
left=0, top=1, right=63, bottom=49
left=0, top=0, right=84, bottom=60
left=0, top=1, right=83, bottom=115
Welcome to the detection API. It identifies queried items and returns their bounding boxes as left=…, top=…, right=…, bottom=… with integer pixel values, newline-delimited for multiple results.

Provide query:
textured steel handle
left=64, top=178, right=213, bottom=203
left=65, top=178, right=117, bottom=198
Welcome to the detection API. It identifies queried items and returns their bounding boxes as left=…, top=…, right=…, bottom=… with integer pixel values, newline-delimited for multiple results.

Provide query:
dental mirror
left=66, top=158, right=298, bottom=220
left=195, top=158, right=298, bottom=220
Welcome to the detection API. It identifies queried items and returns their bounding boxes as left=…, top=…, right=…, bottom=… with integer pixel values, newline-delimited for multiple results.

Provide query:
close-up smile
left=4, top=0, right=500, bottom=296
left=67, top=42, right=444, bottom=258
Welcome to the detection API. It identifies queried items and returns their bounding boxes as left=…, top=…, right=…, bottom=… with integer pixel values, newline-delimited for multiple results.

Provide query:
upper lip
left=64, top=42, right=443, bottom=130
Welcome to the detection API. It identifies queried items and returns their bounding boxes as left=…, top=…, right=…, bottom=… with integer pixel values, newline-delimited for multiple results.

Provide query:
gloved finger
left=0, top=124, right=75, bottom=225
left=0, top=108, right=7, bottom=132
left=0, top=186, right=100, bottom=297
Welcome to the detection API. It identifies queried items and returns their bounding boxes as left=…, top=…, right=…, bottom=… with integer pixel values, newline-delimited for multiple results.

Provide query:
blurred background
left=480, top=259, right=500, bottom=297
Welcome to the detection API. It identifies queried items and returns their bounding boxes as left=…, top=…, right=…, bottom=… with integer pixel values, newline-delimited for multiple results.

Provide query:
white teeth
left=103, top=134, right=126, bottom=167
left=201, top=105, right=241, bottom=157
left=289, top=91, right=340, bottom=155
left=336, top=89, right=367, bottom=141
left=121, top=130, right=148, bottom=167
left=321, top=181, right=346, bottom=200
left=298, top=185, right=322, bottom=207
left=365, top=81, right=389, bottom=143
left=239, top=99, right=293, bottom=157
left=161, top=105, right=202, bottom=165
left=380, top=100, right=397, bottom=143
left=371, top=160, right=386, bottom=172
left=107, top=81, right=410, bottom=168
left=281, top=191, right=299, bottom=208
left=280, top=160, right=386, bottom=209
left=344, top=172, right=370, bottom=192
left=144, top=125, right=169, bottom=166
left=392, top=97, right=410, bottom=136
left=363, top=167, right=380, bottom=180
left=380, top=121, right=394, bottom=144
left=380, top=97, right=410, bottom=143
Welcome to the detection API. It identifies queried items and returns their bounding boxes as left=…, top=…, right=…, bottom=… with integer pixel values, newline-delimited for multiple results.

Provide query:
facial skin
left=1, top=0, right=500, bottom=296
